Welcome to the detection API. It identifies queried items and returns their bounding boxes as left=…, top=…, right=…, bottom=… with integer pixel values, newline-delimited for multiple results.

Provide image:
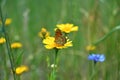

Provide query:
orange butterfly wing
left=54, top=29, right=66, bottom=46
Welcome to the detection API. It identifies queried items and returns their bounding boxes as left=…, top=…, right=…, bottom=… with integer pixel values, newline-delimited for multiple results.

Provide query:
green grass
left=0, top=0, right=120, bottom=80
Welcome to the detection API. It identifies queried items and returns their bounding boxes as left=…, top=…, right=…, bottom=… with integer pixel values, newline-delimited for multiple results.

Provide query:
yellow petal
left=44, top=44, right=55, bottom=49
left=57, top=23, right=78, bottom=33
left=15, top=65, right=28, bottom=75
left=86, top=45, right=96, bottom=51
left=5, top=18, right=12, bottom=25
left=0, top=37, right=6, bottom=44
left=64, top=41, right=73, bottom=47
left=43, top=37, right=55, bottom=49
left=11, top=42, right=22, bottom=49
left=71, top=26, right=78, bottom=31
left=43, top=37, right=55, bottom=44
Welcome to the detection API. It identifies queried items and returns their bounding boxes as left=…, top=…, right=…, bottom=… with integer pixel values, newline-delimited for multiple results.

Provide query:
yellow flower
left=0, top=37, right=6, bottom=44
left=5, top=18, right=12, bottom=25
left=38, top=28, right=50, bottom=39
left=86, top=45, right=96, bottom=51
left=15, top=65, right=29, bottom=75
left=56, top=23, right=78, bottom=33
left=11, top=42, right=22, bottom=49
left=43, top=37, right=72, bottom=49
left=0, top=18, right=12, bottom=25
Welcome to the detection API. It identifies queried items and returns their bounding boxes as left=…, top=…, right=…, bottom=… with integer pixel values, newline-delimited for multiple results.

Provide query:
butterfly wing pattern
left=54, top=29, right=66, bottom=46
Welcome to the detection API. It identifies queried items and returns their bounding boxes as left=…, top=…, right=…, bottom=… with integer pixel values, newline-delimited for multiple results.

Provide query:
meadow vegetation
left=0, top=0, right=120, bottom=80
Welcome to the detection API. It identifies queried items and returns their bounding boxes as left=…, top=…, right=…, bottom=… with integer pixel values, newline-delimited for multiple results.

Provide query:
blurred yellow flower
left=43, top=37, right=72, bottom=49
left=0, top=37, right=6, bottom=44
left=56, top=23, right=78, bottom=33
left=11, top=42, right=22, bottom=49
left=5, top=18, right=12, bottom=25
left=38, top=28, right=50, bottom=39
left=15, top=65, right=29, bottom=75
left=86, top=45, right=96, bottom=51
left=0, top=18, right=12, bottom=25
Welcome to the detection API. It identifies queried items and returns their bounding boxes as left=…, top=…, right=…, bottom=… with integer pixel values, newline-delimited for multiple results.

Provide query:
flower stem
left=0, top=7, right=16, bottom=80
left=89, top=62, right=96, bottom=80
left=93, top=25, right=120, bottom=45
left=50, top=49, right=58, bottom=80
left=55, top=49, right=58, bottom=66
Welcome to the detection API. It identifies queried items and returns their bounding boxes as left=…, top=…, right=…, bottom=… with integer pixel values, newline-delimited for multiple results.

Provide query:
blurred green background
left=0, top=0, right=120, bottom=80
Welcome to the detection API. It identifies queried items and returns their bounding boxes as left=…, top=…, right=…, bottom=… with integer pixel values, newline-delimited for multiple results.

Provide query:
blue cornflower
left=88, top=54, right=105, bottom=63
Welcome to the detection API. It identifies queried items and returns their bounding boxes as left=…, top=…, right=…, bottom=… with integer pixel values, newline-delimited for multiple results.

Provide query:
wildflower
left=51, top=64, right=57, bottom=68
left=38, top=28, right=50, bottom=39
left=5, top=18, right=12, bottom=25
left=88, top=54, right=105, bottom=63
left=86, top=45, right=96, bottom=51
left=15, top=65, right=29, bottom=75
left=11, top=42, right=22, bottom=49
left=43, top=36, right=72, bottom=49
left=0, top=18, right=12, bottom=25
left=56, top=23, right=78, bottom=33
left=0, top=37, right=6, bottom=44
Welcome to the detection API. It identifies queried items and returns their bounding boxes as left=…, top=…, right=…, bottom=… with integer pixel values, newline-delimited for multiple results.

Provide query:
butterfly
left=54, top=28, right=66, bottom=46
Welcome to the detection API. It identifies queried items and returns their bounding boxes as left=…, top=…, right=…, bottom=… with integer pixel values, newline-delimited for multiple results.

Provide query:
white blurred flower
left=51, top=64, right=57, bottom=68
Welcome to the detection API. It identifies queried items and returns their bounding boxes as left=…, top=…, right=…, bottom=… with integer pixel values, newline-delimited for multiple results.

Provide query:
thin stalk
left=89, top=62, right=96, bottom=80
left=93, top=25, right=120, bottom=45
left=0, top=7, right=16, bottom=80
left=54, top=49, right=58, bottom=67
left=50, top=49, right=58, bottom=80
left=53, top=49, right=58, bottom=80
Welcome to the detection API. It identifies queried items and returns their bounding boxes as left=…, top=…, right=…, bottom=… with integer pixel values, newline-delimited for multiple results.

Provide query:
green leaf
left=15, top=50, right=24, bottom=66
